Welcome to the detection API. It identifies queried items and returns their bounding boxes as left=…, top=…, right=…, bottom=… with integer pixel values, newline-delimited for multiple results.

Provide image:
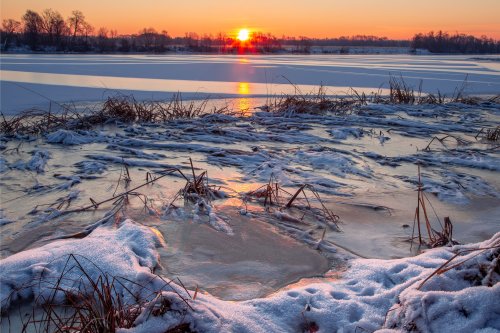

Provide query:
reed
left=0, top=93, right=231, bottom=136
left=410, top=166, right=458, bottom=249
left=244, top=174, right=340, bottom=230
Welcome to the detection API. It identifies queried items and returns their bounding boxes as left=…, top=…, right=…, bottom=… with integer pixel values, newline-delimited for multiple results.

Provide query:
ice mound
left=46, top=129, right=104, bottom=145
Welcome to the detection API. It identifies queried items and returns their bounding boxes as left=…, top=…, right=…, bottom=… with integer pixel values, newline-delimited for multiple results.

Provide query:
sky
left=2, top=0, right=500, bottom=39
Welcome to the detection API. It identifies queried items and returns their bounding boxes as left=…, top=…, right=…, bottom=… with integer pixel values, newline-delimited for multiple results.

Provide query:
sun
left=237, top=29, right=250, bottom=42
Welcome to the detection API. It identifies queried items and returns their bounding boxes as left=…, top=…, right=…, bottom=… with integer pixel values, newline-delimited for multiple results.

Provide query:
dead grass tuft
left=2, top=254, right=195, bottom=333
left=475, top=126, right=500, bottom=141
left=410, top=166, right=459, bottom=249
left=244, top=174, right=340, bottom=231
left=0, top=93, right=231, bottom=136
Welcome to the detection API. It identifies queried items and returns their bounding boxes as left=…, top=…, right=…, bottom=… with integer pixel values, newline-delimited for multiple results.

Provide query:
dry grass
left=265, top=85, right=373, bottom=116
left=0, top=93, right=231, bottom=136
left=2, top=254, right=194, bottom=333
left=244, top=174, right=340, bottom=231
left=476, top=126, right=500, bottom=141
left=410, top=166, right=459, bottom=249
left=389, top=75, right=418, bottom=104
left=423, top=134, right=472, bottom=151
left=160, top=158, right=228, bottom=216
left=1, top=77, right=497, bottom=135
left=266, top=76, right=493, bottom=116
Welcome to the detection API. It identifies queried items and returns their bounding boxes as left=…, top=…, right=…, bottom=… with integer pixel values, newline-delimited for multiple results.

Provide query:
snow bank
left=181, top=233, right=500, bottom=333
left=2, top=223, right=497, bottom=332
left=0, top=219, right=164, bottom=309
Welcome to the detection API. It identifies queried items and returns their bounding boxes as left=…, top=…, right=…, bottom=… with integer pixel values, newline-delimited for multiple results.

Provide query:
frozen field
left=1, top=54, right=500, bottom=113
left=0, top=54, right=499, bottom=332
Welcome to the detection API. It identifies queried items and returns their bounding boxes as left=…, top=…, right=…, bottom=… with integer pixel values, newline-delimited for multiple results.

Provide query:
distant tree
left=138, top=28, right=157, bottom=50
left=68, top=10, right=86, bottom=47
left=41, top=9, right=66, bottom=48
left=215, top=32, right=228, bottom=52
left=1, top=19, right=21, bottom=50
left=184, top=32, right=199, bottom=50
left=411, top=31, right=500, bottom=54
left=298, top=36, right=311, bottom=53
left=97, top=27, right=109, bottom=52
left=22, top=10, right=43, bottom=50
left=118, top=38, right=131, bottom=52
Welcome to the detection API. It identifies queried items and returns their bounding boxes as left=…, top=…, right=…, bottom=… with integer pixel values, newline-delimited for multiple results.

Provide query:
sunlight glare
left=237, top=29, right=250, bottom=41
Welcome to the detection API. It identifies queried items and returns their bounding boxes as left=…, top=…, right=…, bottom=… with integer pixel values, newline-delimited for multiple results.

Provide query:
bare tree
left=97, top=27, right=108, bottom=52
left=22, top=10, right=43, bottom=50
left=1, top=19, right=21, bottom=49
left=41, top=9, right=66, bottom=47
left=68, top=10, right=85, bottom=44
left=138, top=28, right=158, bottom=50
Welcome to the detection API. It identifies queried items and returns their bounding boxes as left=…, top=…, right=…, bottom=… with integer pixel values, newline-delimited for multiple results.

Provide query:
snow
left=46, top=129, right=105, bottom=145
left=0, top=219, right=164, bottom=309
left=11, top=149, right=51, bottom=173
left=2, top=221, right=497, bottom=332
left=125, top=233, right=500, bottom=333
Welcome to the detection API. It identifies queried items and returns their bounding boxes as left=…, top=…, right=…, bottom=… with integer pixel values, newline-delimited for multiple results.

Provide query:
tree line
left=1, top=9, right=499, bottom=54
left=411, top=31, right=500, bottom=54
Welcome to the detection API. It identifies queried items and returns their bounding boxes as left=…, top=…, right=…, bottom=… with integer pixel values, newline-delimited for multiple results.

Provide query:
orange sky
left=2, top=0, right=500, bottom=39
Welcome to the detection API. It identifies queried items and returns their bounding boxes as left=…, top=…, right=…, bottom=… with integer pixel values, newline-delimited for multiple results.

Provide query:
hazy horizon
left=2, top=0, right=500, bottom=39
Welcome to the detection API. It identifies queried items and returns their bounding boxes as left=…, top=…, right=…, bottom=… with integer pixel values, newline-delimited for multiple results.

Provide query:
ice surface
left=0, top=60, right=499, bottom=330
left=2, top=54, right=500, bottom=113
left=1, top=101, right=498, bottom=261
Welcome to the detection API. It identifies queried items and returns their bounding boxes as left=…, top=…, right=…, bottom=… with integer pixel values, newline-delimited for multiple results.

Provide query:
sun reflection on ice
left=237, top=81, right=250, bottom=94
left=236, top=82, right=252, bottom=115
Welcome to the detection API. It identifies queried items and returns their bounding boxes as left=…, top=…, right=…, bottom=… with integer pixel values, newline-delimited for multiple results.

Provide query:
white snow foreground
left=1, top=222, right=498, bottom=333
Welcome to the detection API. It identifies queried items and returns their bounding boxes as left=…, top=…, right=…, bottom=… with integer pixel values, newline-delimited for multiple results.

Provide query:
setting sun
left=237, top=29, right=250, bottom=41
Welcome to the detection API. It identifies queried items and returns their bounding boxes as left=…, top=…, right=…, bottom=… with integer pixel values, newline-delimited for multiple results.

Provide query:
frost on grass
left=11, top=149, right=51, bottom=173
left=46, top=129, right=106, bottom=145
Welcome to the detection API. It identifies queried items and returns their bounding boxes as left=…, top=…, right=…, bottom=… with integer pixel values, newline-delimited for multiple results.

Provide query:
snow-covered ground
left=1, top=220, right=498, bottom=332
left=0, top=54, right=499, bottom=332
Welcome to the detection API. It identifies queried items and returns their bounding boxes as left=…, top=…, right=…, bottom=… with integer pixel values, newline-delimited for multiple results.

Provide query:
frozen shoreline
left=1, top=87, right=499, bottom=331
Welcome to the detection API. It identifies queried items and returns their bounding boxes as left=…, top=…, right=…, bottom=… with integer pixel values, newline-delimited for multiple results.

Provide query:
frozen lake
left=0, top=53, right=499, bottom=302
left=1, top=54, right=500, bottom=113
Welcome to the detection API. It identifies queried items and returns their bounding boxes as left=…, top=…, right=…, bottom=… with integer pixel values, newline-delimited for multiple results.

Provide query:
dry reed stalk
left=410, top=166, right=458, bottom=249
left=423, top=135, right=471, bottom=151
left=244, top=176, right=340, bottom=230
left=417, top=242, right=500, bottom=290
left=2, top=254, right=195, bottom=333
left=475, top=126, right=500, bottom=141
